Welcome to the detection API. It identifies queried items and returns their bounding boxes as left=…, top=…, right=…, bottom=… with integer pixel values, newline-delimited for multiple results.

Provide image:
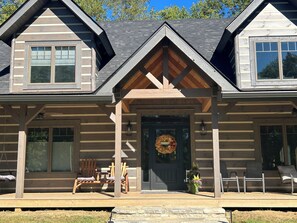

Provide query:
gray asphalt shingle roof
left=96, top=19, right=232, bottom=88
left=0, top=41, right=11, bottom=94
left=0, top=19, right=232, bottom=94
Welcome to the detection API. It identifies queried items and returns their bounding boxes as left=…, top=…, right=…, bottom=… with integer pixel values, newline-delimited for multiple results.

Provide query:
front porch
left=0, top=192, right=296, bottom=209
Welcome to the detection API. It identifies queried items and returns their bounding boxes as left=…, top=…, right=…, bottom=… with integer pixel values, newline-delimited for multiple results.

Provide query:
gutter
left=222, top=91, right=297, bottom=99
left=0, top=94, right=113, bottom=103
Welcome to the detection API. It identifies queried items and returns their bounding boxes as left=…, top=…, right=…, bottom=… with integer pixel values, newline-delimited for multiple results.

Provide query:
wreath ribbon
left=155, top=134, right=177, bottom=154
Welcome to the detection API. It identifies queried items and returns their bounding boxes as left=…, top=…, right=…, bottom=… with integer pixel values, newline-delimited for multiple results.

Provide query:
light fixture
left=292, top=108, right=297, bottom=117
left=126, top=121, right=132, bottom=136
left=200, top=120, right=207, bottom=136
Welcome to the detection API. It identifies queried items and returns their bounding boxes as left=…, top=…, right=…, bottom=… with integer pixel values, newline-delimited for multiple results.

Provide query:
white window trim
left=24, top=41, right=82, bottom=90
left=250, top=36, right=297, bottom=87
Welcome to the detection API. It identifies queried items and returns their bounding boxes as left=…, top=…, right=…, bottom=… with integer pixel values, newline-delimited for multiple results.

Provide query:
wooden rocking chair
left=105, top=162, right=129, bottom=193
left=72, top=159, right=101, bottom=194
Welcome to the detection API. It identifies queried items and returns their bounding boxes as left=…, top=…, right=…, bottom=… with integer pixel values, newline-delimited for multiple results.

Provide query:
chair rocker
left=72, top=159, right=101, bottom=194
left=244, top=161, right=265, bottom=193
left=105, top=162, right=129, bottom=193
left=220, top=161, right=240, bottom=193
left=277, top=165, right=297, bottom=194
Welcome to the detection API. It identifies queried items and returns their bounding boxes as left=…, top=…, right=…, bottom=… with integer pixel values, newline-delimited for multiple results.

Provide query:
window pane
left=286, top=125, right=297, bottom=167
left=30, top=47, right=51, bottom=83
left=260, top=126, right=284, bottom=170
left=256, top=42, right=279, bottom=80
left=55, top=46, right=75, bottom=83
left=141, top=129, right=149, bottom=182
left=281, top=42, right=297, bottom=79
left=26, top=128, right=49, bottom=172
left=52, top=128, right=74, bottom=172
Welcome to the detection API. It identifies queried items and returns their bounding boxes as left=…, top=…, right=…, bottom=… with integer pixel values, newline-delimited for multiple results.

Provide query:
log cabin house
left=0, top=0, right=297, bottom=199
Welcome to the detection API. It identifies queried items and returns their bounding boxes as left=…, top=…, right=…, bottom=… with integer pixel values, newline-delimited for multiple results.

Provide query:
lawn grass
left=232, top=210, right=297, bottom=223
left=0, top=210, right=110, bottom=223
left=1, top=209, right=297, bottom=223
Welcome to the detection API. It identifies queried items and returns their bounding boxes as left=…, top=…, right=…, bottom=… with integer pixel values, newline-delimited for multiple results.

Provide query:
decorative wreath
left=155, top=134, right=177, bottom=154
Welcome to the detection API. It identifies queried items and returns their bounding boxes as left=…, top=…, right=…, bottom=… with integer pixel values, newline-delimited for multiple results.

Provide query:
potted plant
left=186, top=162, right=202, bottom=194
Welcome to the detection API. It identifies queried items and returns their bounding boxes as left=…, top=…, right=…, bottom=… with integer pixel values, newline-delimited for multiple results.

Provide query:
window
left=26, top=127, right=74, bottom=173
left=259, top=124, right=297, bottom=170
left=30, top=46, right=76, bottom=84
left=254, top=39, right=297, bottom=81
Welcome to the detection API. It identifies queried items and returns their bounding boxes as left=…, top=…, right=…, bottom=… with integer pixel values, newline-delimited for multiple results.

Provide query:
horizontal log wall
left=0, top=101, right=295, bottom=193
left=12, top=0, right=94, bottom=93
left=195, top=101, right=294, bottom=192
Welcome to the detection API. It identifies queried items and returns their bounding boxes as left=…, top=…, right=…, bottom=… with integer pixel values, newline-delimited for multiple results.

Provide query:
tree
left=106, top=0, right=150, bottom=21
left=0, top=0, right=26, bottom=24
left=190, top=0, right=251, bottom=19
left=190, top=0, right=222, bottom=19
left=156, top=6, right=190, bottom=20
left=0, top=0, right=252, bottom=25
left=74, top=0, right=107, bottom=21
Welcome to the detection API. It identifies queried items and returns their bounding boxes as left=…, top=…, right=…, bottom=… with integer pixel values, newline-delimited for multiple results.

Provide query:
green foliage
left=0, top=0, right=252, bottom=24
left=156, top=6, right=190, bottom=20
left=0, top=0, right=26, bottom=24
left=74, top=0, right=107, bottom=21
left=191, top=0, right=222, bottom=19
left=106, top=0, right=150, bottom=21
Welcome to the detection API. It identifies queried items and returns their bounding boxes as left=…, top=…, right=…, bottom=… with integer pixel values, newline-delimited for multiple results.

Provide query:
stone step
left=109, top=206, right=229, bottom=223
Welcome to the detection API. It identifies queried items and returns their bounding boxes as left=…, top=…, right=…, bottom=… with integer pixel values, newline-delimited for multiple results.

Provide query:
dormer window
left=25, top=41, right=81, bottom=90
left=30, top=46, right=76, bottom=83
left=251, top=37, right=297, bottom=86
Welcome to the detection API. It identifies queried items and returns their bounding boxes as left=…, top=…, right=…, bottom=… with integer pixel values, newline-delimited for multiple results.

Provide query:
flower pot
left=187, top=183, right=199, bottom=194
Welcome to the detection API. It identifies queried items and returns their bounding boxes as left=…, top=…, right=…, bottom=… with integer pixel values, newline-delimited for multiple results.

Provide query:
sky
left=149, top=0, right=196, bottom=10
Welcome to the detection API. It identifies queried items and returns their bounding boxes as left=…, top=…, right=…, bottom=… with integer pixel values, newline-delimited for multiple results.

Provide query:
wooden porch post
left=114, top=101, right=122, bottom=197
left=211, top=93, right=221, bottom=198
left=15, top=105, right=27, bottom=199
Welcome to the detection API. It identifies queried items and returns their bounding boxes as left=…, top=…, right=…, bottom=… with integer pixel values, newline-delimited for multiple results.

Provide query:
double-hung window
left=26, top=42, right=80, bottom=89
left=30, top=46, right=76, bottom=83
left=252, top=38, right=297, bottom=84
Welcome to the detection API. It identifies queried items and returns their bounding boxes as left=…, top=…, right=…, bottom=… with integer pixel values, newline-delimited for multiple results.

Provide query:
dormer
left=216, top=0, right=297, bottom=91
left=0, top=0, right=114, bottom=93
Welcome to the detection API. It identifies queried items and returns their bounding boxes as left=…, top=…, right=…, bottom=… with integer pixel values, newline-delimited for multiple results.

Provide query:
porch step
left=109, top=206, right=229, bottom=223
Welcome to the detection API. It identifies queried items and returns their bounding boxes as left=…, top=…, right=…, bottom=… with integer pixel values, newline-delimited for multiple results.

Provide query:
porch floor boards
left=0, top=192, right=296, bottom=209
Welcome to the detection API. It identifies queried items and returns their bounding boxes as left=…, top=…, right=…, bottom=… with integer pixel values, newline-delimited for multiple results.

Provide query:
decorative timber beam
left=171, top=66, right=191, bottom=87
left=202, top=98, right=211, bottom=113
left=211, top=87, right=221, bottom=198
left=114, top=101, right=122, bottom=197
left=139, top=67, right=163, bottom=89
left=121, top=88, right=212, bottom=99
left=163, top=44, right=169, bottom=89
left=25, top=104, right=45, bottom=125
left=122, top=100, right=130, bottom=113
left=16, top=105, right=27, bottom=199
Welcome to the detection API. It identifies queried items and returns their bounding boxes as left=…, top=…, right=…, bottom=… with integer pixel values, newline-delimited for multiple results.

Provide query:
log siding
left=11, top=0, right=96, bottom=93
left=0, top=101, right=295, bottom=193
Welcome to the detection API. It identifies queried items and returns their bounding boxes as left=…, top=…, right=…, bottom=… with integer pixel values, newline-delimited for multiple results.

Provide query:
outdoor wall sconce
left=292, top=108, right=297, bottom=117
left=126, top=121, right=132, bottom=136
left=200, top=120, right=207, bottom=136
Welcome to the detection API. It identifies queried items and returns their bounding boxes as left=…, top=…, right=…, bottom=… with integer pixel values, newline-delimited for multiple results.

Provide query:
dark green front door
left=141, top=115, right=191, bottom=191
